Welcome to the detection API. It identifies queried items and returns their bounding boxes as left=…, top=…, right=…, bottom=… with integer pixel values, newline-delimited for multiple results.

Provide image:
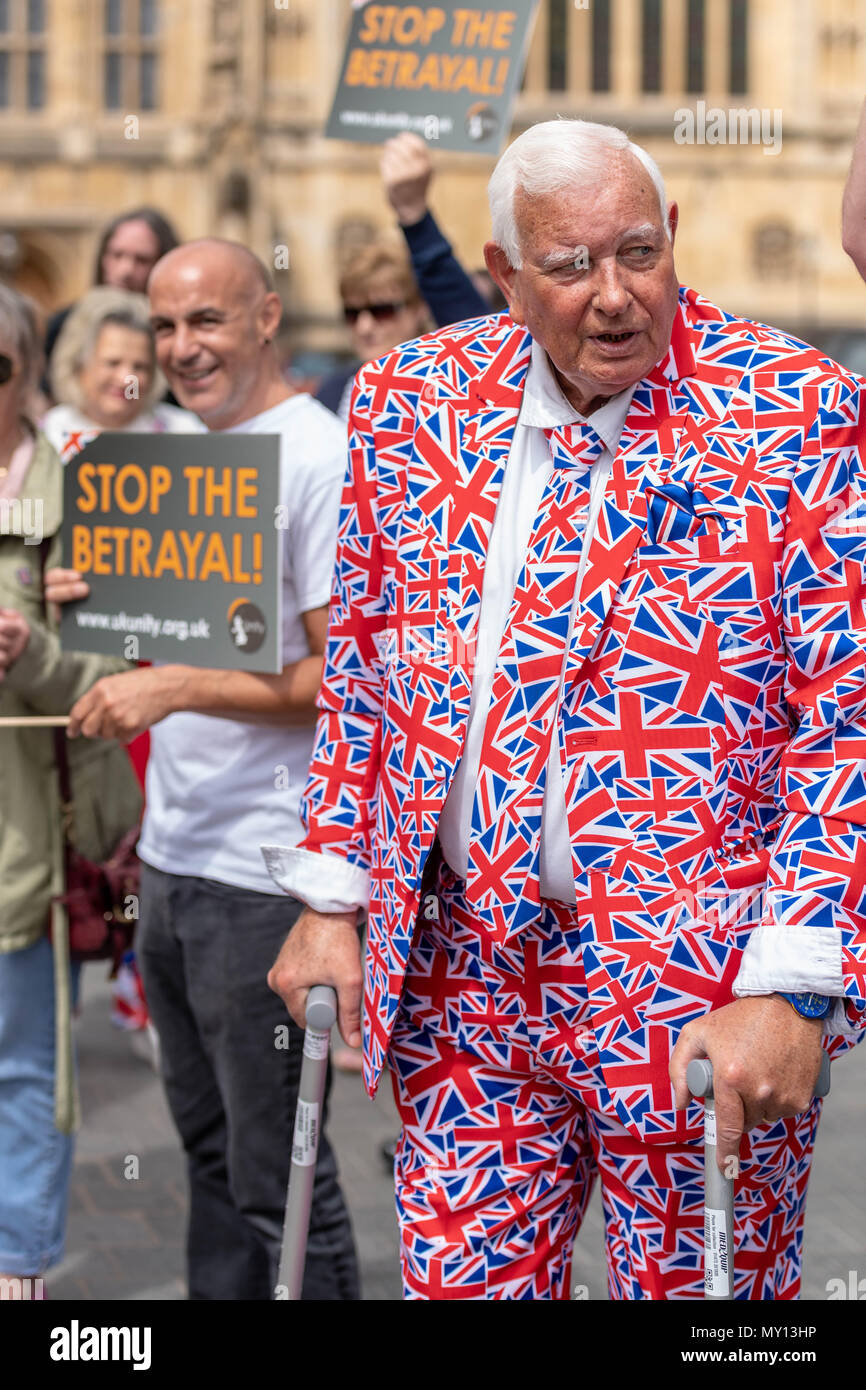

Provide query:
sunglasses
left=0, top=354, right=15, bottom=386
left=343, top=301, right=405, bottom=325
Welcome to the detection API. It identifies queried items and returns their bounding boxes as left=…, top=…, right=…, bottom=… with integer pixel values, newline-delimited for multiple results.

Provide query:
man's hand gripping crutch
left=669, top=993, right=830, bottom=1300
left=268, top=906, right=364, bottom=1300
left=685, top=1052, right=831, bottom=1299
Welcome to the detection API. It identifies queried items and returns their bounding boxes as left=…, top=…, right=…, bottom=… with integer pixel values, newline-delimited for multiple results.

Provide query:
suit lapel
left=413, top=325, right=532, bottom=723
left=563, top=301, right=712, bottom=685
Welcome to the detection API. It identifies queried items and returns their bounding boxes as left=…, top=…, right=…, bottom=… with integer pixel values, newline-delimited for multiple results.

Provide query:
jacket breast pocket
left=632, top=530, right=741, bottom=569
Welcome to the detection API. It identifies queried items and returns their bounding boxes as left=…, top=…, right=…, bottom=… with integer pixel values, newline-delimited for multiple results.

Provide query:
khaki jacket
left=0, top=429, right=141, bottom=1127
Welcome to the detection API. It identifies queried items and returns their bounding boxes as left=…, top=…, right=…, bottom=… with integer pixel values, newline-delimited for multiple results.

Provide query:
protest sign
left=325, top=2, right=540, bottom=152
left=60, top=433, right=282, bottom=673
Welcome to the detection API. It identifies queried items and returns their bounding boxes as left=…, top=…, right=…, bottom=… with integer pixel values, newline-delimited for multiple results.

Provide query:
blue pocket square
left=645, top=482, right=729, bottom=545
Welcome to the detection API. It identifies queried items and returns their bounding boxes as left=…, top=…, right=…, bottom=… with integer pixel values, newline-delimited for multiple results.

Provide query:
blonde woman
left=43, top=285, right=200, bottom=461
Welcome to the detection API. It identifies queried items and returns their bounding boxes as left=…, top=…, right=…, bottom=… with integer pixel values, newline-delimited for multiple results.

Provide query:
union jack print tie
left=464, top=420, right=606, bottom=938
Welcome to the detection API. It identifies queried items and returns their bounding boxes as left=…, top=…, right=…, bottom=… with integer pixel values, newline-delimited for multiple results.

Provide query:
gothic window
left=686, top=0, right=705, bottom=93
left=0, top=0, right=46, bottom=109
left=547, top=0, right=567, bottom=92
left=104, top=0, right=160, bottom=110
left=729, top=0, right=748, bottom=94
left=592, top=0, right=611, bottom=92
left=642, top=0, right=662, bottom=93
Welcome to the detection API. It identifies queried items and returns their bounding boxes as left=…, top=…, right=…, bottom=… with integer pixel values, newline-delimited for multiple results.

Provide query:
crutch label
left=704, top=1107, right=717, bottom=1147
left=303, top=1029, right=330, bottom=1062
left=292, top=1100, right=319, bottom=1167
left=705, top=1207, right=730, bottom=1298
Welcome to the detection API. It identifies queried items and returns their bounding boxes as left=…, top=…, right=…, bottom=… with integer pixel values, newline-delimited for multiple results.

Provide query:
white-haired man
left=267, top=121, right=866, bottom=1299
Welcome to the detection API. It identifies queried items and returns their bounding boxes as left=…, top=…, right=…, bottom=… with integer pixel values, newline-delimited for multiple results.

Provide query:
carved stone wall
left=0, top=0, right=864, bottom=353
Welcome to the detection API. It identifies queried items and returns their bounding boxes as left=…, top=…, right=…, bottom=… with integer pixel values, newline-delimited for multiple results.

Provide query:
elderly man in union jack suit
left=266, top=119, right=866, bottom=1300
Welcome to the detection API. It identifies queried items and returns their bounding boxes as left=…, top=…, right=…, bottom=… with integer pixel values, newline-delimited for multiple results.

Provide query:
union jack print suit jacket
left=277, top=287, right=866, bottom=1141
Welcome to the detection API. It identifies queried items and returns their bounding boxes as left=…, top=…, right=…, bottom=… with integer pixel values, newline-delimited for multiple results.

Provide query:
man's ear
left=259, top=291, right=283, bottom=345
left=484, top=242, right=523, bottom=324
left=666, top=201, right=679, bottom=249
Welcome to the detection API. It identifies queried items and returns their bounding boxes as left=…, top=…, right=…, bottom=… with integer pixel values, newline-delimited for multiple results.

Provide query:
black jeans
left=137, top=864, right=360, bottom=1300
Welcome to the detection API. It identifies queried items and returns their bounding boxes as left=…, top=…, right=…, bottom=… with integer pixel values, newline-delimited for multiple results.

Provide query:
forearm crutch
left=277, top=985, right=337, bottom=1300
left=686, top=1051, right=831, bottom=1300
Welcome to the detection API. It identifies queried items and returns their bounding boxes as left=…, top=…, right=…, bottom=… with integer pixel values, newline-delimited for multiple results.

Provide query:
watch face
left=794, top=992, right=831, bottom=1019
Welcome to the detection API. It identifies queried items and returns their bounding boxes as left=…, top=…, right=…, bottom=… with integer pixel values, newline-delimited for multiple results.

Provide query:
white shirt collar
left=518, top=336, right=637, bottom=455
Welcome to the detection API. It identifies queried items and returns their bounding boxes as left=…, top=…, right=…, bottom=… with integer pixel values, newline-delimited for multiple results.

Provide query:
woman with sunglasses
left=0, top=284, right=139, bottom=1298
left=316, top=239, right=430, bottom=422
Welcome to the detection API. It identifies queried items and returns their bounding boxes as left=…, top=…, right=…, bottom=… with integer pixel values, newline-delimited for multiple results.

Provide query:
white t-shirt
left=137, top=393, right=347, bottom=895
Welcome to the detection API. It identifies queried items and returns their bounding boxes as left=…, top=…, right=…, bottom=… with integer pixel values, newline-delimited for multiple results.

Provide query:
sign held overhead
left=326, top=2, right=541, bottom=153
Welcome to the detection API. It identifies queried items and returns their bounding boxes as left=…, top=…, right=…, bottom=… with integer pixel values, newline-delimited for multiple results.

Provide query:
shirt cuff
left=260, top=844, right=369, bottom=914
left=733, top=923, right=856, bottom=1035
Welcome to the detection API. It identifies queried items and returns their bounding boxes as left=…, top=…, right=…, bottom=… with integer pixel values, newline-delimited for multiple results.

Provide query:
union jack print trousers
left=388, top=858, right=819, bottom=1300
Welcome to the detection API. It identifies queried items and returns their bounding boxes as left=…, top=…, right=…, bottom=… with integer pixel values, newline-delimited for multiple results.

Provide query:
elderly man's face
left=486, top=154, right=680, bottom=416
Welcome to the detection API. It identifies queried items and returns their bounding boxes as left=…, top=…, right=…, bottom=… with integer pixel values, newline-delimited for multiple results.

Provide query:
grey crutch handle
left=277, top=985, right=337, bottom=1300
left=687, top=1052, right=831, bottom=1300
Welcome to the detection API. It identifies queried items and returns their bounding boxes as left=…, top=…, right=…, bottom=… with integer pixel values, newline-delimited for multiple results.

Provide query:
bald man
left=60, top=241, right=360, bottom=1300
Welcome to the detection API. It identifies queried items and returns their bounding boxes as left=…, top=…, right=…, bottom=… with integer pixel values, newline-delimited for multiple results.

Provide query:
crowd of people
left=0, top=112, right=865, bottom=1302
left=0, top=133, right=498, bottom=1302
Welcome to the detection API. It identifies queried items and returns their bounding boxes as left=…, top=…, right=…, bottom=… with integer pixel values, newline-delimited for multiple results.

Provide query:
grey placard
left=60, top=433, right=282, bottom=673
left=325, top=1, right=541, bottom=153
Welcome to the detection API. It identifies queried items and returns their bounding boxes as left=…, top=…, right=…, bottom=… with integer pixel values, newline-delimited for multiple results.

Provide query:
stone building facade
left=1, top=0, right=865, bottom=364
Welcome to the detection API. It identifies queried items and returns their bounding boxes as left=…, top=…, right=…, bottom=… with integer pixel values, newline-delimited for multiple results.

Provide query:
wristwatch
left=776, top=991, right=832, bottom=1020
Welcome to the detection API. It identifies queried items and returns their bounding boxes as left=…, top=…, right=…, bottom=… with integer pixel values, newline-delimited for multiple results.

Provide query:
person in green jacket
left=0, top=283, right=139, bottom=1299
